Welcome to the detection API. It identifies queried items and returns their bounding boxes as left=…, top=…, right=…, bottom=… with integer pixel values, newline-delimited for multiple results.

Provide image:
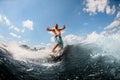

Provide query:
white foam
left=85, top=32, right=120, bottom=60
left=26, top=68, right=34, bottom=71
left=41, top=62, right=60, bottom=68
left=5, top=42, right=50, bottom=61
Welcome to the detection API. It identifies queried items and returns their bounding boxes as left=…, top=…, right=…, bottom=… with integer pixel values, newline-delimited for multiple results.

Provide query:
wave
left=0, top=38, right=120, bottom=80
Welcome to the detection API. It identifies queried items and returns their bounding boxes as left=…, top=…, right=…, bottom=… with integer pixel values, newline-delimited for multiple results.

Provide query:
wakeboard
left=47, top=50, right=64, bottom=62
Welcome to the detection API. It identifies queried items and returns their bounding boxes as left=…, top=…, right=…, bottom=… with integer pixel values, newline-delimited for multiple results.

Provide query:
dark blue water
left=0, top=43, right=120, bottom=80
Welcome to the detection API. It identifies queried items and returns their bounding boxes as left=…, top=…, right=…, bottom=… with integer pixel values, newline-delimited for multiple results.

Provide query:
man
left=46, top=24, right=65, bottom=54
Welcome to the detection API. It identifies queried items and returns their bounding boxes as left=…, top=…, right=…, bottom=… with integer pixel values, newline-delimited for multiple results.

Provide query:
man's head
left=54, top=24, right=58, bottom=29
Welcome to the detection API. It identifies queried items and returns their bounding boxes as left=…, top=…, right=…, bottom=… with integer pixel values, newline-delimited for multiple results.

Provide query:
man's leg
left=58, top=40, right=63, bottom=53
left=51, top=43, right=59, bottom=53
left=58, top=47, right=63, bottom=53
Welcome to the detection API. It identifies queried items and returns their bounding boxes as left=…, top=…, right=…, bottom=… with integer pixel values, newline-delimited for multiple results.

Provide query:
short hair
left=54, top=24, right=58, bottom=29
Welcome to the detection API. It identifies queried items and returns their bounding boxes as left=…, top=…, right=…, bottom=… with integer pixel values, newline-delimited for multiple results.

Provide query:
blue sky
left=0, top=0, right=120, bottom=46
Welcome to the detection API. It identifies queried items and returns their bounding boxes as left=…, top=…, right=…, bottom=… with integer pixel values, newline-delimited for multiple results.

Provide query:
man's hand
left=46, top=27, right=50, bottom=31
left=59, top=25, right=66, bottom=30
left=62, top=24, right=66, bottom=30
left=63, top=25, right=66, bottom=29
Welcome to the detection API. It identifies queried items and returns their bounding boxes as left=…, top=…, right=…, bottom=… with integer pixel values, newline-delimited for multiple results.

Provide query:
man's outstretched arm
left=59, top=25, right=66, bottom=30
left=46, top=27, right=54, bottom=31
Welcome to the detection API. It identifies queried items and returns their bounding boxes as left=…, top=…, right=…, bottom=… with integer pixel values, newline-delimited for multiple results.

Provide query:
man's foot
left=50, top=52, right=54, bottom=55
left=49, top=53, right=56, bottom=58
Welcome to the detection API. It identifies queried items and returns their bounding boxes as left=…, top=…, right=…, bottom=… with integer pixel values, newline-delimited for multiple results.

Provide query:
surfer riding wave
left=46, top=24, right=65, bottom=54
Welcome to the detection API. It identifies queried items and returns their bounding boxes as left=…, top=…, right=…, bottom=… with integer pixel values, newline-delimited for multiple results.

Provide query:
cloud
left=83, top=0, right=116, bottom=15
left=116, top=11, right=120, bottom=20
left=48, top=31, right=54, bottom=35
left=63, top=34, right=84, bottom=44
left=13, top=27, right=20, bottom=32
left=86, top=31, right=100, bottom=42
left=105, top=20, right=120, bottom=29
left=3, top=16, right=11, bottom=26
left=9, top=25, right=20, bottom=32
left=0, top=15, right=2, bottom=23
left=0, top=15, right=20, bottom=32
left=0, top=14, right=34, bottom=33
left=106, top=5, right=116, bottom=15
left=105, top=11, right=120, bottom=30
left=50, top=36, right=55, bottom=42
left=0, top=34, right=4, bottom=39
left=9, top=32, right=21, bottom=39
left=22, top=20, right=33, bottom=30
left=102, top=11, right=120, bottom=36
left=31, top=43, right=52, bottom=49
left=19, top=39, right=30, bottom=44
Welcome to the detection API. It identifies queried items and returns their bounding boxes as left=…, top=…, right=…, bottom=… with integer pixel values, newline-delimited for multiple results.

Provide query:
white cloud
left=22, top=20, right=33, bottom=30
left=3, top=16, right=11, bottom=26
left=106, top=5, right=116, bottom=15
left=116, top=11, right=120, bottom=20
left=0, top=15, right=35, bottom=33
left=0, top=34, right=4, bottom=39
left=9, top=32, right=21, bottom=39
left=63, top=34, right=83, bottom=44
left=9, top=25, right=20, bottom=32
left=0, top=15, right=21, bottom=32
left=14, top=27, right=20, bottom=32
left=83, top=0, right=108, bottom=15
left=105, top=20, right=120, bottom=29
left=50, top=36, right=55, bottom=42
left=19, top=39, right=30, bottom=44
left=86, top=31, right=100, bottom=42
left=48, top=31, right=54, bottom=35
left=0, top=14, right=34, bottom=34
left=83, top=0, right=116, bottom=15
left=100, top=31, right=108, bottom=35
left=0, top=15, right=2, bottom=23
left=61, top=30, right=65, bottom=34
left=32, top=43, right=52, bottom=49
left=103, top=11, right=120, bottom=36
left=105, top=11, right=120, bottom=30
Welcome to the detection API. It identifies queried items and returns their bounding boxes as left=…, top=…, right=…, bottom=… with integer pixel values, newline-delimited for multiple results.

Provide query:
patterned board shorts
left=55, top=36, right=63, bottom=48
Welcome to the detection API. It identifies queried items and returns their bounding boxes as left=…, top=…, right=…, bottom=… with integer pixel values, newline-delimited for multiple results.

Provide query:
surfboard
left=47, top=50, right=64, bottom=62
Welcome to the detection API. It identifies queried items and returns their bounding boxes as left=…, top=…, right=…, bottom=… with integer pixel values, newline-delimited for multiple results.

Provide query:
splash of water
left=4, top=42, right=50, bottom=61
left=85, top=32, right=120, bottom=60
